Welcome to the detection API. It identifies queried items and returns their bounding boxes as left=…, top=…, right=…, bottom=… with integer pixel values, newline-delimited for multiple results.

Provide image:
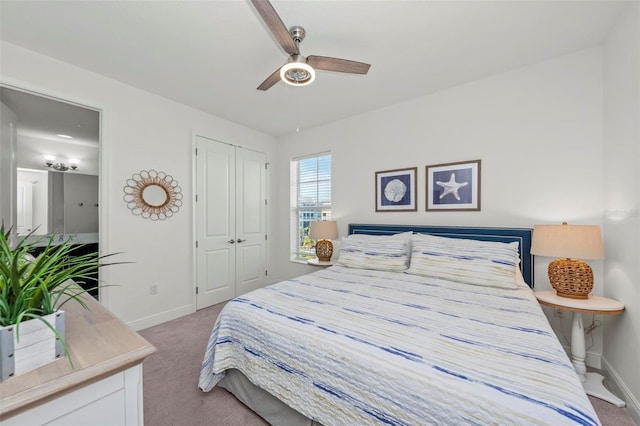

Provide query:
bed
left=199, top=224, right=600, bottom=426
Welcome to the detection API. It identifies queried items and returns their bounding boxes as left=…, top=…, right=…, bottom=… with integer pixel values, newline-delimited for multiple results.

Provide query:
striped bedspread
left=199, top=266, right=600, bottom=426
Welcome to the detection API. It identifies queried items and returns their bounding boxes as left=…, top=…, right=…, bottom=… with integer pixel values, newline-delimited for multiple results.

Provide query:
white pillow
left=406, top=233, right=519, bottom=289
left=347, top=231, right=413, bottom=260
left=338, top=232, right=411, bottom=271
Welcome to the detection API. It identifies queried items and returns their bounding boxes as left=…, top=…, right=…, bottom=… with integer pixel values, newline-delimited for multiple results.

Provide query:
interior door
left=195, top=137, right=236, bottom=309
left=195, top=136, right=267, bottom=309
left=16, top=176, right=33, bottom=235
left=235, top=147, right=267, bottom=296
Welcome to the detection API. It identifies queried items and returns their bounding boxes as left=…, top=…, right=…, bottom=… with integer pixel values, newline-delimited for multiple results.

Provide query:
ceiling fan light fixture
left=251, top=2, right=371, bottom=91
left=280, top=55, right=315, bottom=87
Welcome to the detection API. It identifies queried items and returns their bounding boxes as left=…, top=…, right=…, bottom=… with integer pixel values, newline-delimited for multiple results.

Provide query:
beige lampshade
left=309, top=220, right=338, bottom=240
left=531, top=222, right=604, bottom=259
left=531, top=222, right=604, bottom=298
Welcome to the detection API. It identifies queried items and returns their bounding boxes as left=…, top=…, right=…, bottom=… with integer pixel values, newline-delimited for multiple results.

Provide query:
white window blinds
left=290, top=152, right=332, bottom=260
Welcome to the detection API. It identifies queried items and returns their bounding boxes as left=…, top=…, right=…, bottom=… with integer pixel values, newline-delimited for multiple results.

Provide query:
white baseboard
left=586, top=351, right=602, bottom=369
left=602, top=357, right=640, bottom=425
left=127, top=304, right=195, bottom=331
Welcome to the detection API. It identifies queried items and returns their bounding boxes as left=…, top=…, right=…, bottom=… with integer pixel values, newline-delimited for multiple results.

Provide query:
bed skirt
left=219, top=368, right=322, bottom=426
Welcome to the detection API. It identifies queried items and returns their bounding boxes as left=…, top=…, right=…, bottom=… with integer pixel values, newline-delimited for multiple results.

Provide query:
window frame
left=290, top=152, right=332, bottom=262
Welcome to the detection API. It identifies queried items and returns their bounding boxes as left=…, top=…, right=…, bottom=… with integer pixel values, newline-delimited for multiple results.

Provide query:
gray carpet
left=139, top=303, right=636, bottom=426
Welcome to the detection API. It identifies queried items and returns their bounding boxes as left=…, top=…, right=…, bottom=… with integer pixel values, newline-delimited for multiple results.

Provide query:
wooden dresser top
left=0, top=294, right=156, bottom=420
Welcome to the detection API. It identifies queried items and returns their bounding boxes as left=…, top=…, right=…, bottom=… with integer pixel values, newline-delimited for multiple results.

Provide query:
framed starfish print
left=375, top=167, right=417, bottom=212
left=426, top=160, right=481, bottom=211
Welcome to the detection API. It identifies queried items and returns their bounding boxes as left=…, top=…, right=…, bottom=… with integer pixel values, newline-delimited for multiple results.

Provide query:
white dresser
left=1, top=296, right=156, bottom=425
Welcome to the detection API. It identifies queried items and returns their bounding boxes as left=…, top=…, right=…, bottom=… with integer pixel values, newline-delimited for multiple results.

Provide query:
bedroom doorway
left=0, top=85, right=102, bottom=299
left=194, top=135, right=267, bottom=310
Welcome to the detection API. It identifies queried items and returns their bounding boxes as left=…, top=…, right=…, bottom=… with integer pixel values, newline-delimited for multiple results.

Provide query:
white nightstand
left=307, top=259, right=333, bottom=267
left=535, top=290, right=625, bottom=407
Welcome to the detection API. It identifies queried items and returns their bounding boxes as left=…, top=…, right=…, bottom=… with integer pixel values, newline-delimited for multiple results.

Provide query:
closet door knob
left=236, top=239, right=246, bottom=243
left=227, top=239, right=236, bottom=244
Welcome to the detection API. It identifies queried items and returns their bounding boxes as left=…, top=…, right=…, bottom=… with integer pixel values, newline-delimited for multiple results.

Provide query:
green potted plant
left=0, top=225, right=118, bottom=380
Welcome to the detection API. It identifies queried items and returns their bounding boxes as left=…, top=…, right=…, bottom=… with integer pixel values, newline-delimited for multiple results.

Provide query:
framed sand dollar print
left=375, top=167, right=417, bottom=212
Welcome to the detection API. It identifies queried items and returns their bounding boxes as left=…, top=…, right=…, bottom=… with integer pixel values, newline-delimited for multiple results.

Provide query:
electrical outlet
left=149, top=285, right=158, bottom=295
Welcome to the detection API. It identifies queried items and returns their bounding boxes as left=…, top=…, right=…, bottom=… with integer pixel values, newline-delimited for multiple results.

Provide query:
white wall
left=603, top=2, right=640, bottom=422
left=276, top=48, right=606, bottom=365
left=0, top=41, right=278, bottom=329
left=0, top=101, right=17, bottom=235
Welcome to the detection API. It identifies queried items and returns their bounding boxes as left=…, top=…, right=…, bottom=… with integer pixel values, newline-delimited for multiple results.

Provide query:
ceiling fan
left=250, top=0, right=371, bottom=91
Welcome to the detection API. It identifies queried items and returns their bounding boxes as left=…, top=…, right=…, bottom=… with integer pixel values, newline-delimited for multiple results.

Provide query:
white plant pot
left=0, top=311, right=66, bottom=381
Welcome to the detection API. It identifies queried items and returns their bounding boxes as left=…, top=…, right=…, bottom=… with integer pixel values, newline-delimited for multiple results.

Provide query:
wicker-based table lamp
left=531, top=222, right=604, bottom=299
left=310, top=220, right=338, bottom=262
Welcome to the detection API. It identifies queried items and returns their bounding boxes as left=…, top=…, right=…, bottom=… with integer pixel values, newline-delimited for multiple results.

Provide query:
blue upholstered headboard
left=348, top=224, right=534, bottom=288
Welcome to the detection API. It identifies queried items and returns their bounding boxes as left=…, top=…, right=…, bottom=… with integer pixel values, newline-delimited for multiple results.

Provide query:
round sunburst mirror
left=123, top=170, right=183, bottom=221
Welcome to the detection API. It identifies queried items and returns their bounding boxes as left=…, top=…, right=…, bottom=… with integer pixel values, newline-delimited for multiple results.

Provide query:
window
left=290, top=152, right=331, bottom=261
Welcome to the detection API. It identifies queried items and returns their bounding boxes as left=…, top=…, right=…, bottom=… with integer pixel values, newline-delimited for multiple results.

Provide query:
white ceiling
left=0, top=0, right=628, bottom=137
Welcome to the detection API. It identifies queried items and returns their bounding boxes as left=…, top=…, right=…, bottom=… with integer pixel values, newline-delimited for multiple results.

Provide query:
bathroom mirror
left=142, top=184, right=169, bottom=207
left=123, top=169, right=182, bottom=221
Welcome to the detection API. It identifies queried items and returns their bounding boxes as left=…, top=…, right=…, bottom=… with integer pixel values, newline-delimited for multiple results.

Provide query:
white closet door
left=195, top=137, right=267, bottom=310
left=235, top=147, right=267, bottom=296
left=196, top=136, right=236, bottom=309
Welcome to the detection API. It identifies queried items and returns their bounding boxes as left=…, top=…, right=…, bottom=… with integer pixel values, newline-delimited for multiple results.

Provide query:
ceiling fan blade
left=250, top=0, right=299, bottom=55
left=257, top=67, right=282, bottom=91
left=307, top=56, right=371, bottom=75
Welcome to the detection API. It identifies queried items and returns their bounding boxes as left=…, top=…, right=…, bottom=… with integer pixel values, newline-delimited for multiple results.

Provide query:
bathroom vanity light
left=44, top=156, right=79, bottom=172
